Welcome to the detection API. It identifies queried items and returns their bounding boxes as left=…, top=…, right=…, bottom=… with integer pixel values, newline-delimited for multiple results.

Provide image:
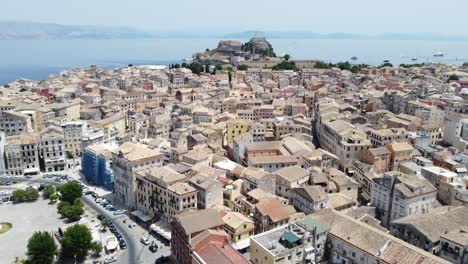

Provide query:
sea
left=1, top=38, right=468, bottom=85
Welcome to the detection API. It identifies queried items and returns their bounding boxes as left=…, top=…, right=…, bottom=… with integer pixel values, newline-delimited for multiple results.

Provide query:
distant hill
left=224, top=30, right=468, bottom=41
left=0, top=21, right=154, bottom=39
left=2, top=21, right=468, bottom=41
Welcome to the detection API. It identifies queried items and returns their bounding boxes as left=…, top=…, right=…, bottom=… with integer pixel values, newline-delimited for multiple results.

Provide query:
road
left=81, top=195, right=137, bottom=264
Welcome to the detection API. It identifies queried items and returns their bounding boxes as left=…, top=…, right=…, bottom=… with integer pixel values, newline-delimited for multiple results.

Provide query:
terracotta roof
left=256, top=198, right=296, bottom=222
left=175, top=209, right=224, bottom=235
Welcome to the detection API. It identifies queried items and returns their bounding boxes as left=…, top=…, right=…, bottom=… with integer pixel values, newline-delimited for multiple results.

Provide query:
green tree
left=448, top=74, right=459, bottom=82
left=379, top=62, right=393, bottom=68
left=283, top=54, right=291, bottom=61
left=399, top=63, right=424, bottom=68
left=60, top=224, right=93, bottom=260
left=11, top=189, right=28, bottom=202
left=58, top=182, right=82, bottom=204
left=26, top=231, right=58, bottom=264
left=189, top=62, right=204, bottom=74
left=215, top=64, right=223, bottom=71
left=58, top=201, right=83, bottom=221
left=272, top=61, right=298, bottom=71
left=43, top=185, right=55, bottom=199
left=90, top=242, right=102, bottom=256
left=25, top=189, right=39, bottom=201
left=237, top=64, right=248, bottom=71
left=12, top=189, right=39, bottom=202
left=314, top=61, right=332, bottom=69
left=100, top=220, right=109, bottom=231
left=50, top=193, right=59, bottom=203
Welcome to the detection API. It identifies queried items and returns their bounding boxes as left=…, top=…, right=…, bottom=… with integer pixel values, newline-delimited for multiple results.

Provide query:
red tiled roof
left=195, top=240, right=250, bottom=264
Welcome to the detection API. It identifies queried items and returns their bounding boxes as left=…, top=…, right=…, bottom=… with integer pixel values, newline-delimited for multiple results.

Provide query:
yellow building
left=226, top=119, right=251, bottom=144
left=222, top=211, right=255, bottom=250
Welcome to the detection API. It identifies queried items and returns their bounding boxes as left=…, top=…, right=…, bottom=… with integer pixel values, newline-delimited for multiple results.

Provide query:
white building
left=371, top=171, right=438, bottom=227
left=4, top=133, right=40, bottom=176
left=0, top=111, right=32, bottom=136
left=112, top=142, right=163, bottom=209
left=40, top=126, right=66, bottom=172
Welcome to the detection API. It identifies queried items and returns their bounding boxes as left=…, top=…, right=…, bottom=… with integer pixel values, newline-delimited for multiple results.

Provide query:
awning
left=455, top=167, right=467, bottom=173
left=24, top=168, right=39, bottom=174
left=150, top=222, right=172, bottom=240
left=131, top=210, right=152, bottom=222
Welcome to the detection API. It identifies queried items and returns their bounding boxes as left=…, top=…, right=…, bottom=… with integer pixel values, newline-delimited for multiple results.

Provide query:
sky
left=3, top=0, right=468, bottom=35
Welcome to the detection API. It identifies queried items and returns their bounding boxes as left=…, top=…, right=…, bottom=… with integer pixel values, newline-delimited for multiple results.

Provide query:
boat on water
left=350, top=56, right=358, bottom=61
left=383, top=60, right=390, bottom=63
left=411, top=58, right=418, bottom=61
left=433, top=51, right=444, bottom=57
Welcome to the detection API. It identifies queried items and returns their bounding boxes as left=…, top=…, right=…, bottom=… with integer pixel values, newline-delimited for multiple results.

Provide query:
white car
left=113, top=210, right=126, bottom=215
left=103, top=255, right=117, bottom=264
left=140, top=236, right=150, bottom=245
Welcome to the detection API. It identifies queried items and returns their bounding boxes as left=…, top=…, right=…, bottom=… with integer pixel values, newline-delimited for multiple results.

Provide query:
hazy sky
left=4, top=0, right=468, bottom=34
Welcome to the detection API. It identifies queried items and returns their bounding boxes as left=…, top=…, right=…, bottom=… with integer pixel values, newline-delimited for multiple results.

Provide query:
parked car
left=140, top=236, right=150, bottom=245
left=119, top=240, right=127, bottom=249
left=97, top=214, right=106, bottom=221
left=113, top=210, right=126, bottom=215
left=155, top=256, right=169, bottom=264
left=103, top=255, right=118, bottom=264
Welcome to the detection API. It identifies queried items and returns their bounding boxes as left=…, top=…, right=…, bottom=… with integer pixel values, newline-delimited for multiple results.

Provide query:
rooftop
left=311, top=209, right=449, bottom=264
left=175, top=209, right=224, bottom=235
left=112, top=142, right=162, bottom=162
left=392, top=206, right=468, bottom=243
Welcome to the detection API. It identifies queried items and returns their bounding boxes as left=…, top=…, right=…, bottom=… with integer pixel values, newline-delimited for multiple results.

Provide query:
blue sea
left=1, top=38, right=468, bottom=85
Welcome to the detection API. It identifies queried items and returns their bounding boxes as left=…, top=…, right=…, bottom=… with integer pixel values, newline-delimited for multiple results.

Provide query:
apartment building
left=112, top=142, right=163, bottom=209
left=222, top=211, right=255, bottom=250
left=371, top=171, right=438, bottom=227
left=61, top=121, right=87, bottom=157
left=275, top=166, right=310, bottom=201
left=40, top=126, right=66, bottom=172
left=390, top=206, right=468, bottom=256
left=4, top=133, right=40, bottom=176
left=81, top=142, right=117, bottom=190
left=135, top=166, right=186, bottom=220
left=250, top=216, right=330, bottom=264
left=188, top=174, right=223, bottom=209
left=171, top=209, right=225, bottom=264
left=315, top=106, right=372, bottom=171
left=225, top=119, right=251, bottom=145
left=360, top=147, right=392, bottom=173
left=166, top=182, right=198, bottom=219
left=254, top=198, right=300, bottom=233
left=0, top=111, right=32, bottom=136
left=290, top=186, right=328, bottom=215
left=310, top=209, right=448, bottom=264
left=368, top=127, right=409, bottom=147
